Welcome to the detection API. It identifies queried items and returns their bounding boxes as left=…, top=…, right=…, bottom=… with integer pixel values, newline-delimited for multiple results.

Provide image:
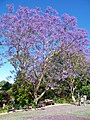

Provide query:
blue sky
left=0, top=0, right=90, bottom=83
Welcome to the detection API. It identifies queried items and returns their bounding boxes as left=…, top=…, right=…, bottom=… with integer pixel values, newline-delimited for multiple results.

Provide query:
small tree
left=81, top=85, right=90, bottom=99
left=47, top=49, right=89, bottom=102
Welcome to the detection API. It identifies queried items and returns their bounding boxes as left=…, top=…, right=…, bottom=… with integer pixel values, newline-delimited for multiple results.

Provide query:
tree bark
left=69, top=79, right=76, bottom=103
left=71, top=92, right=76, bottom=103
left=34, top=87, right=49, bottom=106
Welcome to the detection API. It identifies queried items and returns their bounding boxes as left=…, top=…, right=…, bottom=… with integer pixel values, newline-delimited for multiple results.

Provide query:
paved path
left=30, top=115, right=90, bottom=120
left=0, top=104, right=90, bottom=120
left=27, top=104, right=90, bottom=120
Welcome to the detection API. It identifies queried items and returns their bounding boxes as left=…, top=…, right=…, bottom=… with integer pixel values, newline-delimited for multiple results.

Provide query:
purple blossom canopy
left=0, top=5, right=89, bottom=82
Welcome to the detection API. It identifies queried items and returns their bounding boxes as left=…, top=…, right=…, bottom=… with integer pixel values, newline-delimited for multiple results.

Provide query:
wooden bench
left=44, top=99, right=54, bottom=106
left=37, top=99, right=54, bottom=108
left=8, top=108, right=15, bottom=112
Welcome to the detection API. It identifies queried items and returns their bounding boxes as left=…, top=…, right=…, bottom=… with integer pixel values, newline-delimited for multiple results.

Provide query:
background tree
left=47, top=47, right=89, bottom=102
left=0, top=80, right=12, bottom=107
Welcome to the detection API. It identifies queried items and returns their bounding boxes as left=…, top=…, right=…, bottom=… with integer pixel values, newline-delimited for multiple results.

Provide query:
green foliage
left=0, top=108, right=8, bottom=113
left=0, top=81, right=12, bottom=90
left=13, top=104, right=20, bottom=110
left=0, top=91, right=10, bottom=101
left=66, top=98, right=72, bottom=103
left=80, top=85, right=90, bottom=99
left=0, top=81, right=12, bottom=108
left=55, top=98, right=66, bottom=104
left=31, top=102, right=36, bottom=108
left=0, top=80, right=6, bottom=87
left=2, top=82, right=12, bottom=90
left=41, top=89, right=55, bottom=100
left=4, top=104, right=13, bottom=110
left=12, top=72, right=33, bottom=107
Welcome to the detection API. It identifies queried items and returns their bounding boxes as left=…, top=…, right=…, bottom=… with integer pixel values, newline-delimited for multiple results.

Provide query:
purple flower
left=6, top=4, right=14, bottom=13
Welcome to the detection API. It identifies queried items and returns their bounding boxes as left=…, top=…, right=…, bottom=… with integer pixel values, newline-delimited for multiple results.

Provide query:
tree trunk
left=69, top=81, right=76, bottom=103
left=34, top=90, right=38, bottom=106
left=34, top=87, right=49, bottom=106
left=71, top=92, right=76, bottom=103
left=34, top=98, right=38, bottom=106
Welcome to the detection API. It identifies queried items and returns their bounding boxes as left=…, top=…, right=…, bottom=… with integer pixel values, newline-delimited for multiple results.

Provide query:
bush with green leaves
left=80, top=85, right=90, bottom=99
left=0, top=108, right=8, bottom=113
left=55, top=98, right=66, bottom=104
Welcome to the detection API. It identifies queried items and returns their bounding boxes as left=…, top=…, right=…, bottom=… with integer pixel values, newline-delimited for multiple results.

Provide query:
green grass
left=73, top=110, right=90, bottom=118
left=0, top=109, right=8, bottom=113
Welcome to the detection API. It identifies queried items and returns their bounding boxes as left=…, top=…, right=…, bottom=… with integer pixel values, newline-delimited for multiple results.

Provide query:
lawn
left=0, top=104, right=90, bottom=120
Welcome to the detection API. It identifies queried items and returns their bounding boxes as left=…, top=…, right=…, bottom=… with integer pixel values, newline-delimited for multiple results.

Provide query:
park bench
left=37, top=99, right=54, bottom=108
left=44, top=99, right=54, bottom=106
left=8, top=108, right=15, bottom=112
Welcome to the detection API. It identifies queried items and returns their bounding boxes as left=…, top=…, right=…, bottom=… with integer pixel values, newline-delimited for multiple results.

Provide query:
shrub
left=55, top=98, right=66, bottom=104
left=81, top=85, right=90, bottom=99
left=31, top=102, right=36, bottom=108
left=0, top=108, right=7, bottom=113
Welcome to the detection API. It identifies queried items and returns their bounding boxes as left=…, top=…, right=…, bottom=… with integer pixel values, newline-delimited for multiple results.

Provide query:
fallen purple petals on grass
left=30, top=115, right=90, bottom=120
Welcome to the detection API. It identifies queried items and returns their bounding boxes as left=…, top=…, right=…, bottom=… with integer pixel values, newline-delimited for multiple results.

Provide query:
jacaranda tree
left=48, top=49, right=88, bottom=102
left=0, top=5, right=89, bottom=104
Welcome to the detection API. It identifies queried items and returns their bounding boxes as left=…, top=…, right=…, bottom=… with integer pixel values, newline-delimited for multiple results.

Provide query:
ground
left=0, top=104, right=90, bottom=120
